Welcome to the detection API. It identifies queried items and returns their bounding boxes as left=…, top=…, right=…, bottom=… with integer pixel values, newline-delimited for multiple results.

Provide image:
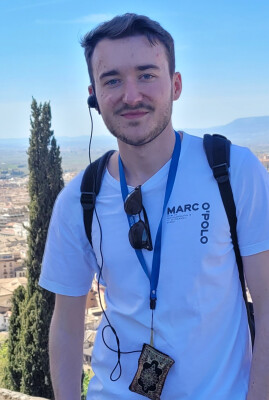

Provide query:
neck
left=109, top=124, right=181, bottom=187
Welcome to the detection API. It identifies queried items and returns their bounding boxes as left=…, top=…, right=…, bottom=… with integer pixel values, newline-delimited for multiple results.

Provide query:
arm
left=49, top=293, right=87, bottom=400
left=243, top=250, right=269, bottom=400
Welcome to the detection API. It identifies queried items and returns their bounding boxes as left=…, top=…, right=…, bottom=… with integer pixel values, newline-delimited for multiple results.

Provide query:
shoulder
left=230, top=143, right=255, bottom=168
left=183, top=132, right=253, bottom=163
left=180, top=132, right=206, bottom=161
left=56, top=170, right=84, bottom=204
left=49, top=170, right=88, bottom=233
left=53, top=171, right=84, bottom=215
left=230, top=143, right=268, bottom=183
left=181, top=132, right=268, bottom=184
left=40, top=168, right=98, bottom=295
left=183, top=132, right=262, bottom=171
left=181, top=132, right=203, bottom=149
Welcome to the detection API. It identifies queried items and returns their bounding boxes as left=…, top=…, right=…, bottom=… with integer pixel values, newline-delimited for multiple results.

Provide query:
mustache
left=115, top=103, right=155, bottom=115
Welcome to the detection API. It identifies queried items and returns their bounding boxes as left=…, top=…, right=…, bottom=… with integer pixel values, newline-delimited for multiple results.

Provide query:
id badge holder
left=129, top=343, right=175, bottom=400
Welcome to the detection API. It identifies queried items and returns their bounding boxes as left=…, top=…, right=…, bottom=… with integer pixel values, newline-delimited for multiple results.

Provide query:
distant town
left=0, top=163, right=104, bottom=368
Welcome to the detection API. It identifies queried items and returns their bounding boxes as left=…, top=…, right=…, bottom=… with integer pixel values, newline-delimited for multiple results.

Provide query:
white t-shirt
left=39, top=132, right=269, bottom=400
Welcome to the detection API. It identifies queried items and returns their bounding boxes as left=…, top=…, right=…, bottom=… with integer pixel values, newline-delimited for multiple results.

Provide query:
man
left=39, top=13, right=269, bottom=400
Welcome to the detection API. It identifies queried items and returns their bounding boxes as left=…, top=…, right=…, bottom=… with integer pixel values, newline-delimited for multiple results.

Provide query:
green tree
left=82, top=369, right=94, bottom=400
left=20, top=291, right=54, bottom=398
left=5, top=286, right=26, bottom=391
left=0, top=340, right=9, bottom=388
left=26, top=98, right=58, bottom=296
left=5, top=98, right=64, bottom=398
left=48, top=136, right=64, bottom=211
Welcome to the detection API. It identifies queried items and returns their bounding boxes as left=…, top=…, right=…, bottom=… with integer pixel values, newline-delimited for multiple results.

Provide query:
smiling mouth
left=121, top=111, right=149, bottom=119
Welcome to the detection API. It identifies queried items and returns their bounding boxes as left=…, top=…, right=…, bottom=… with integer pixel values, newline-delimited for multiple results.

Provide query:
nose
left=122, top=79, right=143, bottom=106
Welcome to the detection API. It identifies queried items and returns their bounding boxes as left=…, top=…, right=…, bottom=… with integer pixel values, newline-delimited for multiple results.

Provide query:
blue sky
left=0, top=0, right=268, bottom=139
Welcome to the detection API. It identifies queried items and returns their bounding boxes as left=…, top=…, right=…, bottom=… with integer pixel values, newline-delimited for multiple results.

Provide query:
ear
left=172, top=72, right=182, bottom=101
left=88, top=85, right=94, bottom=96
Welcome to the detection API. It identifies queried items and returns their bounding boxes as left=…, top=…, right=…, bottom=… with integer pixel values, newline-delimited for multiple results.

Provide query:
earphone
left=87, top=93, right=101, bottom=114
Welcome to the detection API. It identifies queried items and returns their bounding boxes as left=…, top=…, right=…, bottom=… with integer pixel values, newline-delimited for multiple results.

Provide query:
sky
left=0, top=0, right=268, bottom=139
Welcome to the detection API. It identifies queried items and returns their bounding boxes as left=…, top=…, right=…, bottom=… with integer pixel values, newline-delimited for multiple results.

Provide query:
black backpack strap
left=80, top=150, right=116, bottom=246
left=203, top=134, right=255, bottom=346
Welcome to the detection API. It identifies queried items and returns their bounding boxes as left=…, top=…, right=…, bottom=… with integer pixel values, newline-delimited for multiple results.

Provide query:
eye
left=105, top=79, right=120, bottom=86
left=140, top=74, right=155, bottom=80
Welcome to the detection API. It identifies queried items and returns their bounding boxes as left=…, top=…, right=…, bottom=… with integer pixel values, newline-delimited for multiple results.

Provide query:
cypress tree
left=20, top=291, right=54, bottom=398
left=48, top=136, right=64, bottom=210
left=5, top=98, right=64, bottom=398
left=5, top=286, right=26, bottom=391
left=27, top=98, right=54, bottom=296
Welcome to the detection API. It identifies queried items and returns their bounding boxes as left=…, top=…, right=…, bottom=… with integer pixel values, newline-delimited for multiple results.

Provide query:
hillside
left=184, top=116, right=269, bottom=151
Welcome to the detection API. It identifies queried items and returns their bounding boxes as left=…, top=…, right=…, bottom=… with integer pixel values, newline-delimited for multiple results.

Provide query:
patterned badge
left=129, top=343, right=175, bottom=400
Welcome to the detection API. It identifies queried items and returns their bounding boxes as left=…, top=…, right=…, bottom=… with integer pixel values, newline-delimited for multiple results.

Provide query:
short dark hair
left=81, top=13, right=175, bottom=88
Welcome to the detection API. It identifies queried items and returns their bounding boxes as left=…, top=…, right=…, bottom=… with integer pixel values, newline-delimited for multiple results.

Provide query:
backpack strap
left=203, top=134, right=255, bottom=346
left=80, top=150, right=116, bottom=246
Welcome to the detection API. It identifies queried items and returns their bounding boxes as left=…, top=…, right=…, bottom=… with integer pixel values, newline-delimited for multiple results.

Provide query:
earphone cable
left=94, top=207, right=141, bottom=382
left=88, top=105, right=141, bottom=382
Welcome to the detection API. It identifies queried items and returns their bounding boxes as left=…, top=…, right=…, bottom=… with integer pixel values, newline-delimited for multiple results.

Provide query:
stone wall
left=0, top=389, right=48, bottom=400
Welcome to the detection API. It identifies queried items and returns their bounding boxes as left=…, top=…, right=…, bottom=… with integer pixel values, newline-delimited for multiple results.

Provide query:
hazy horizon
left=0, top=115, right=268, bottom=141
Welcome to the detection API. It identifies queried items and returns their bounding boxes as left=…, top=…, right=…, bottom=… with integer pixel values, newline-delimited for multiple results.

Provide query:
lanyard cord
left=119, top=131, right=181, bottom=310
left=95, top=131, right=181, bottom=380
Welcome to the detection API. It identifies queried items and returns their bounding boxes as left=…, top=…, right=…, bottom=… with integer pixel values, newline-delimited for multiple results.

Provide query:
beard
left=102, top=93, right=174, bottom=147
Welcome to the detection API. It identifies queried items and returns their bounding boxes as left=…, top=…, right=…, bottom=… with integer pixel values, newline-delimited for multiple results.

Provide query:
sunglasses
left=124, top=185, right=153, bottom=251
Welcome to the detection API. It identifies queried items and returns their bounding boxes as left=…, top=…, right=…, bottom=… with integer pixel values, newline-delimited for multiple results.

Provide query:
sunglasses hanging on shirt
left=124, top=185, right=153, bottom=251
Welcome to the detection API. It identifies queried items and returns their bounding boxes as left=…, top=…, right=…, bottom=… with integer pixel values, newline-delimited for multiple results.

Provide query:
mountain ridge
left=184, top=116, right=269, bottom=149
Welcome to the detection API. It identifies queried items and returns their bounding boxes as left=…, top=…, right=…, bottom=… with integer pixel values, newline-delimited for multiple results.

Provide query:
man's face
left=90, top=35, right=181, bottom=146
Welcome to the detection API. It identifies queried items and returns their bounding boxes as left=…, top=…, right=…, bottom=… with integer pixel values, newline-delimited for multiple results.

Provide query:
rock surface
left=0, top=389, right=48, bottom=400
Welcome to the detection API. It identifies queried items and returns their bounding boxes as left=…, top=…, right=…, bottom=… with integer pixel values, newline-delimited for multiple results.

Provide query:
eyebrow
left=99, top=64, right=160, bottom=81
left=136, top=64, right=160, bottom=71
left=99, top=69, right=119, bottom=81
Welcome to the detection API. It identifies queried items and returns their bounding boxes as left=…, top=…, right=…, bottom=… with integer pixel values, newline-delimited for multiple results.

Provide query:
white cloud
left=73, top=14, right=115, bottom=24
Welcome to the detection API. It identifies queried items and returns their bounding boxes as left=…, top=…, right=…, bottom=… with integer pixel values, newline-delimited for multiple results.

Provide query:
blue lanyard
left=119, top=131, right=181, bottom=309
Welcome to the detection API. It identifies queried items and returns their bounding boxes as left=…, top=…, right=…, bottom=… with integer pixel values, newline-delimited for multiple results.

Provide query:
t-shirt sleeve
left=39, top=172, right=98, bottom=296
left=231, top=147, right=269, bottom=256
